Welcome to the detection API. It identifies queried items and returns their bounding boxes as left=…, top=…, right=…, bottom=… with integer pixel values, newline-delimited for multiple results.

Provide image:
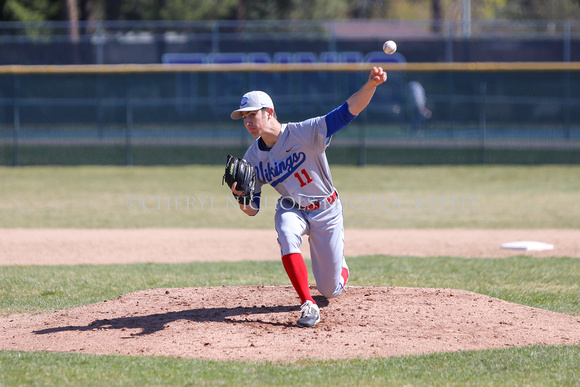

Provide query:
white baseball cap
left=230, top=91, right=274, bottom=120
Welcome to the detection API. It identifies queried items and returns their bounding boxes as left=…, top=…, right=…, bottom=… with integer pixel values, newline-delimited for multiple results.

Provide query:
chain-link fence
left=0, top=64, right=579, bottom=166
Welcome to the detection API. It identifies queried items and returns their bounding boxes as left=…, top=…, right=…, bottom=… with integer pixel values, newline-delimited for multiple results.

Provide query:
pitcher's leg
left=308, top=200, right=347, bottom=299
left=275, top=206, right=314, bottom=304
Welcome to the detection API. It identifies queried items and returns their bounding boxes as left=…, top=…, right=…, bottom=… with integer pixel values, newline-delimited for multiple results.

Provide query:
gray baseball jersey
left=242, top=103, right=355, bottom=298
left=243, top=115, right=334, bottom=208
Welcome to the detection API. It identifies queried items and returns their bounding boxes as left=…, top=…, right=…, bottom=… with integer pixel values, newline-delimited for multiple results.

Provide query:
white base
left=501, top=241, right=554, bottom=251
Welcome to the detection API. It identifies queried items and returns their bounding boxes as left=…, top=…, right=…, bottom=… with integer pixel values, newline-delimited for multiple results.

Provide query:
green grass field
left=1, top=346, right=578, bottom=386
left=0, top=256, right=579, bottom=386
left=1, top=165, right=579, bottom=228
left=1, top=256, right=579, bottom=316
left=1, top=165, right=579, bottom=385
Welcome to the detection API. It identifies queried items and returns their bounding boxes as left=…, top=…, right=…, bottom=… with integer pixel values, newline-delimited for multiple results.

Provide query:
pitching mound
left=1, top=286, right=578, bottom=361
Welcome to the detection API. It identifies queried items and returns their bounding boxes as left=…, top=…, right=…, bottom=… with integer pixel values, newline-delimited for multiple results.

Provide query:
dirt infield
left=0, top=228, right=579, bottom=361
left=1, top=228, right=579, bottom=266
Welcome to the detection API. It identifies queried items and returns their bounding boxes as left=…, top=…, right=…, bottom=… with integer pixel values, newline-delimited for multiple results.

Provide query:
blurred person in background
left=408, top=79, right=432, bottom=134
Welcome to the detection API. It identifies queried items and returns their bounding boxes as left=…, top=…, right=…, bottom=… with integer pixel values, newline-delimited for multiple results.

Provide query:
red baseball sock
left=341, top=266, right=349, bottom=287
left=281, top=253, right=314, bottom=304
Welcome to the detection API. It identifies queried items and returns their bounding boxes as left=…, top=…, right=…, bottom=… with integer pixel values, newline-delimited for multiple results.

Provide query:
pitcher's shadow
left=34, top=295, right=329, bottom=336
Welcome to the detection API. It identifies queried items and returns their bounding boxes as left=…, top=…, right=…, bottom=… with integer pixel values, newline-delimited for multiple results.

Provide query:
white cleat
left=296, top=300, right=320, bottom=328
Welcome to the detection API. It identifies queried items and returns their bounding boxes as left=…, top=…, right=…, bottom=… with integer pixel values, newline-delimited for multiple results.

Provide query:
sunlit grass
left=1, top=165, right=578, bottom=228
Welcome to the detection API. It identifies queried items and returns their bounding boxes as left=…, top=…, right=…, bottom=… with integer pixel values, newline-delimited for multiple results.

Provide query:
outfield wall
left=0, top=62, right=579, bottom=166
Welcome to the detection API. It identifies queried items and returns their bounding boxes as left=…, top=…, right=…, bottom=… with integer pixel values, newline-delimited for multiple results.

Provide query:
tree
left=64, top=0, right=79, bottom=42
left=2, top=0, right=61, bottom=22
left=3, top=0, right=580, bottom=23
left=498, top=0, right=580, bottom=20
left=158, top=0, right=237, bottom=20
left=432, top=0, right=442, bottom=32
left=105, top=0, right=119, bottom=20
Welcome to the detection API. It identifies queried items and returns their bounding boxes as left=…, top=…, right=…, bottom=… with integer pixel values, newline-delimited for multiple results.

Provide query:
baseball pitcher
left=224, top=67, right=388, bottom=327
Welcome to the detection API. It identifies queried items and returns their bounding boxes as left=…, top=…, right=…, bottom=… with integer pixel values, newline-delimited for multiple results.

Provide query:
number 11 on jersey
left=294, top=169, right=313, bottom=187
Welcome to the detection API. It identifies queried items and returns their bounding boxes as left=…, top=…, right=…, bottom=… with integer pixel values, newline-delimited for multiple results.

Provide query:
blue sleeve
left=324, top=101, right=358, bottom=138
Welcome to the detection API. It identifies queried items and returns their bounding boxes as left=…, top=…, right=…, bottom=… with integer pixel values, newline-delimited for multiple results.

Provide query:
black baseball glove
left=222, top=154, right=256, bottom=206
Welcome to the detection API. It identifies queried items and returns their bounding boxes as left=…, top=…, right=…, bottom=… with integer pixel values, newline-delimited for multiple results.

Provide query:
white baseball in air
left=383, top=40, right=397, bottom=55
